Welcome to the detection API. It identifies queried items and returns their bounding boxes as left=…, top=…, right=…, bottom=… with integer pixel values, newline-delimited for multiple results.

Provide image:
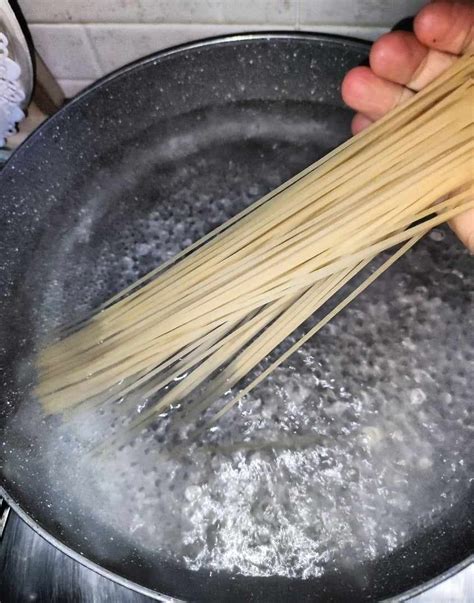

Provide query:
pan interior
left=0, top=36, right=472, bottom=601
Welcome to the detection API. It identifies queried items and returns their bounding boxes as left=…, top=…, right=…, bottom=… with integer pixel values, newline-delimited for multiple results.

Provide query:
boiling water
left=3, top=148, right=473, bottom=580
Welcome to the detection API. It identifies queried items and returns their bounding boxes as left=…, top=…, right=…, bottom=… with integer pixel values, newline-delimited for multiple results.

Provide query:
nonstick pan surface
left=0, top=34, right=473, bottom=602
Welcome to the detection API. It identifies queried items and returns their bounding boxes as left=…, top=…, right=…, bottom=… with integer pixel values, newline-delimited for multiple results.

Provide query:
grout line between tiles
left=82, top=24, right=103, bottom=76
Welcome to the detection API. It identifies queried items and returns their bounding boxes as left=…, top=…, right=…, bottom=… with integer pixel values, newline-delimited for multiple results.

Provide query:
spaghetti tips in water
left=36, top=53, right=474, bottom=442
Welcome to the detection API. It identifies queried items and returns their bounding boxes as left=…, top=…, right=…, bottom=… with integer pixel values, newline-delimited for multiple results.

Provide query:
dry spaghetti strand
left=37, top=53, right=474, bottom=442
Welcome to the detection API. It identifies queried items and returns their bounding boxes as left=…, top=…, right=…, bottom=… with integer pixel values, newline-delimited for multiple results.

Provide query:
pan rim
left=3, top=487, right=473, bottom=602
left=1, top=30, right=370, bottom=174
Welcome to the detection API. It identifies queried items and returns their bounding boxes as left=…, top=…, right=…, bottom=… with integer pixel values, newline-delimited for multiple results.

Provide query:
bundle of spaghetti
left=37, top=53, right=473, bottom=438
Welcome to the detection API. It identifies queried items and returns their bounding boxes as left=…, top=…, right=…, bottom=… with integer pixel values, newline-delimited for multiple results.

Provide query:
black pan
left=0, top=33, right=473, bottom=602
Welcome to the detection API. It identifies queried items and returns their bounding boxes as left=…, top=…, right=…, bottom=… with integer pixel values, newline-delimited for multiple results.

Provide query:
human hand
left=341, top=1, right=474, bottom=252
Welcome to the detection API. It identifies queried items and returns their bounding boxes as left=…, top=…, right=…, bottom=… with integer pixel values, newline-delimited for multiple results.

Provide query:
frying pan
left=0, top=33, right=473, bottom=602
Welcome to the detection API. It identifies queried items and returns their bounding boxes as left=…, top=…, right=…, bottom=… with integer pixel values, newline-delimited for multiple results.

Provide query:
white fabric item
left=0, top=31, right=25, bottom=146
left=1, top=0, right=34, bottom=147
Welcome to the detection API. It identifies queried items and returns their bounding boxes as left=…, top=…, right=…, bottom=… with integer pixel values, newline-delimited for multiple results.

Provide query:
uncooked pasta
left=36, top=53, right=473, bottom=444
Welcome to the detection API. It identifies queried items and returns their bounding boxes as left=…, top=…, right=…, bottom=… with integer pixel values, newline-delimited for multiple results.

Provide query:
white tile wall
left=300, top=0, right=425, bottom=25
left=86, top=23, right=288, bottom=74
left=57, top=79, right=94, bottom=97
left=20, top=0, right=428, bottom=97
left=19, top=0, right=297, bottom=24
left=301, top=24, right=388, bottom=42
left=29, top=24, right=101, bottom=79
left=223, top=1, right=296, bottom=24
left=21, top=1, right=203, bottom=23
